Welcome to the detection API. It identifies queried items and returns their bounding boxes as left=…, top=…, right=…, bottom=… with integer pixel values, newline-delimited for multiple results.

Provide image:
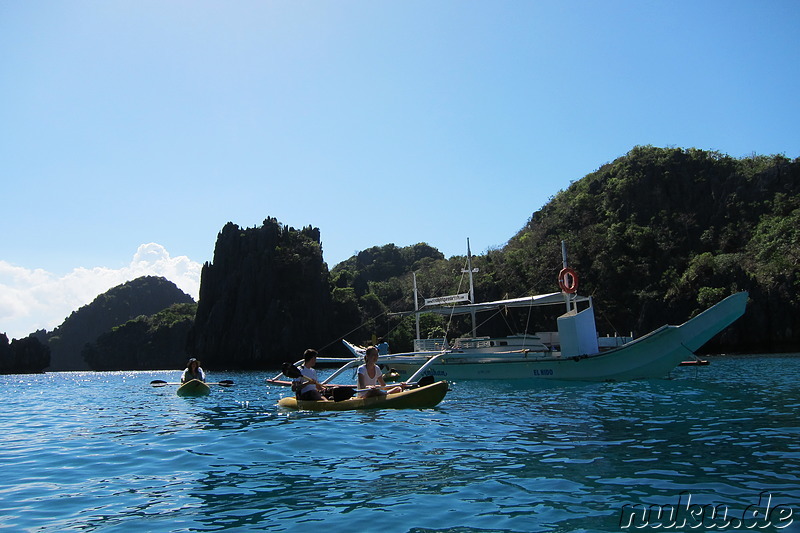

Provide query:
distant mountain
left=82, top=303, right=197, bottom=371
left=0, top=333, right=50, bottom=374
left=42, top=276, right=195, bottom=370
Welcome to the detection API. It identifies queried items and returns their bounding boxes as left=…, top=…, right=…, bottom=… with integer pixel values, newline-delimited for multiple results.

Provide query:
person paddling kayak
left=181, top=358, right=206, bottom=384
left=293, top=349, right=328, bottom=401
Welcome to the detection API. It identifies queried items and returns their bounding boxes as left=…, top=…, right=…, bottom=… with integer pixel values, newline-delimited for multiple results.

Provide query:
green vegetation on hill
left=330, top=147, right=800, bottom=353
left=83, top=303, right=197, bottom=370
left=42, top=276, right=195, bottom=370
left=0, top=333, right=50, bottom=374
left=332, top=243, right=445, bottom=297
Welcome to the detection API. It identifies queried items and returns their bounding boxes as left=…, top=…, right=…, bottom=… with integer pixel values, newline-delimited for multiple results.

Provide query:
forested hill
left=82, top=303, right=197, bottom=371
left=332, top=146, right=800, bottom=353
left=41, top=276, right=195, bottom=370
left=495, top=146, right=799, bottom=351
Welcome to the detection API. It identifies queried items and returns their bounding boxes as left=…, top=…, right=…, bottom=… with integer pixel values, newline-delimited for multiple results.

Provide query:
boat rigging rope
left=316, top=308, right=392, bottom=353
left=320, top=259, right=560, bottom=355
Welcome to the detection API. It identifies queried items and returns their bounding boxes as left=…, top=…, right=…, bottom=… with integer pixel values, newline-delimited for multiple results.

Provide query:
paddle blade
left=218, top=380, right=234, bottom=387
left=417, top=375, right=435, bottom=387
left=150, top=380, right=168, bottom=387
left=281, top=362, right=302, bottom=378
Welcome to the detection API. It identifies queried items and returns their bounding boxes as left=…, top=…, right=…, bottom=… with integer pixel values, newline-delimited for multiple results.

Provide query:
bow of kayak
left=177, top=379, right=211, bottom=397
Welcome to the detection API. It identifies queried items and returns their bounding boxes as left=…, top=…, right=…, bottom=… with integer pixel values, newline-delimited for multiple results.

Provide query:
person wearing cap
left=181, top=358, right=206, bottom=383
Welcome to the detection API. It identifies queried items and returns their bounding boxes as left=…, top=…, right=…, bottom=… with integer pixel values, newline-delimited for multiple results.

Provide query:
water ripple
left=1, top=357, right=799, bottom=531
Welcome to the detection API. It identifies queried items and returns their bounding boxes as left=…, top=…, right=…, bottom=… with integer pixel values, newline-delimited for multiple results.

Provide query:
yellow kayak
left=177, top=379, right=211, bottom=397
left=278, top=380, right=448, bottom=411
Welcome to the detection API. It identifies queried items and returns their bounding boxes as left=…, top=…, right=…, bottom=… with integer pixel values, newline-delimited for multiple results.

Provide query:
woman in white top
left=181, top=358, right=206, bottom=383
left=357, top=346, right=404, bottom=398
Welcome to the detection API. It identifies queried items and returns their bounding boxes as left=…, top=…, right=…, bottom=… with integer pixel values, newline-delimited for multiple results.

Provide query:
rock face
left=44, top=276, right=195, bottom=370
left=0, top=334, right=50, bottom=374
left=188, top=218, right=332, bottom=370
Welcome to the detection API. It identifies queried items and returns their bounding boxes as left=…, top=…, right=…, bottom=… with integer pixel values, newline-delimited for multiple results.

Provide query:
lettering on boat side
left=532, top=369, right=554, bottom=377
left=618, top=491, right=795, bottom=529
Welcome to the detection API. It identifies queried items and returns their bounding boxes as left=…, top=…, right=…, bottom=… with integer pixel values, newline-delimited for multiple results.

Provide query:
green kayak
left=176, top=379, right=211, bottom=397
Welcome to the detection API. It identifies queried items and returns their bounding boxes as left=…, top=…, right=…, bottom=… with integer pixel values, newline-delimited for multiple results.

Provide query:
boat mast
left=463, top=238, right=478, bottom=337
left=413, top=271, right=421, bottom=340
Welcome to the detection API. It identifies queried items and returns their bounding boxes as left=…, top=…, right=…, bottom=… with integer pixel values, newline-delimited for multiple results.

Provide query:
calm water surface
left=1, top=354, right=799, bottom=532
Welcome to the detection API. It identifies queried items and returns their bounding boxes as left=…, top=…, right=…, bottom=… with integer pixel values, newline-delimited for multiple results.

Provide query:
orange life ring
left=558, top=267, right=579, bottom=294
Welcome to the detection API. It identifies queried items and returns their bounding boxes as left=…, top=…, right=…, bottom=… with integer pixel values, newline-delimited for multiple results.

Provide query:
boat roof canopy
left=394, top=292, right=590, bottom=317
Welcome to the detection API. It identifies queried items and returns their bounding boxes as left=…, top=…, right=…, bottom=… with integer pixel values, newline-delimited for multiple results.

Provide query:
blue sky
left=1, top=1, right=798, bottom=340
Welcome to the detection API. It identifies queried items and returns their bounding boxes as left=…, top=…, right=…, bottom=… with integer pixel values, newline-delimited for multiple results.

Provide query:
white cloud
left=0, top=243, right=201, bottom=341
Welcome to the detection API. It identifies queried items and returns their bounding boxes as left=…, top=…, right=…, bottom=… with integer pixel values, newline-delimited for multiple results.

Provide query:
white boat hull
left=370, top=292, right=748, bottom=382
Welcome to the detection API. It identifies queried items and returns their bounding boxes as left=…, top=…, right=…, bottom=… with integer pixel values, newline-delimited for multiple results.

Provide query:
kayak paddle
left=150, top=379, right=234, bottom=387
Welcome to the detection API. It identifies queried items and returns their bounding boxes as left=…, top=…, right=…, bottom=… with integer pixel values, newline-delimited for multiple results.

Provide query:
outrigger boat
left=338, top=241, right=748, bottom=382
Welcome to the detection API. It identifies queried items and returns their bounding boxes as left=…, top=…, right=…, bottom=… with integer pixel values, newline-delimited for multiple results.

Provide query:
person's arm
left=312, top=369, right=325, bottom=391
left=301, top=368, right=322, bottom=389
left=358, top=368, right=367, bottom=389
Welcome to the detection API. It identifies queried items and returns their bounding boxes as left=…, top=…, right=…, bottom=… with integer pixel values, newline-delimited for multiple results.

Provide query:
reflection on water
left=1, top=357, right=798, bottom=532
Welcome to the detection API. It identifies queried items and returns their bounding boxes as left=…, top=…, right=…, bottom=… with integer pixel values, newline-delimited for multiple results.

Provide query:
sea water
left=1, top=354, right=798, bottom=532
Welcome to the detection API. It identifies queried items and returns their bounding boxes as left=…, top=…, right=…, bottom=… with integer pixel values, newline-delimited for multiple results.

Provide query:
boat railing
left=413, top=338, right=449, bottom=352
left=597, top=336, right=633, bottom=350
